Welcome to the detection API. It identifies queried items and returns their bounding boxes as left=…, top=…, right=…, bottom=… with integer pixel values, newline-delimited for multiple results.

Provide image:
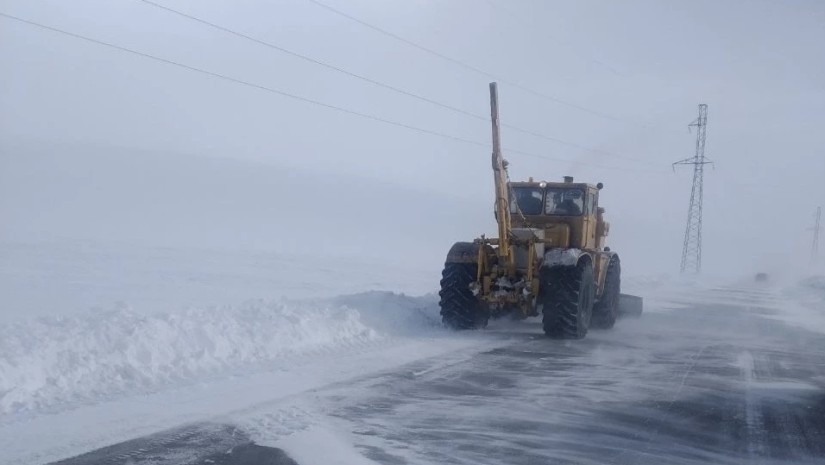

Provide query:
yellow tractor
left=439, top=83, right=642, bottom=338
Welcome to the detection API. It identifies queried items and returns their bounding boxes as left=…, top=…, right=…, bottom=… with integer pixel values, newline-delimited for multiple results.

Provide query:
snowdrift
left=771, top=275, right=825, bottom=335
left=798, top=275, right=825, bottom=296
left=0, top=292, right=440, bottom=416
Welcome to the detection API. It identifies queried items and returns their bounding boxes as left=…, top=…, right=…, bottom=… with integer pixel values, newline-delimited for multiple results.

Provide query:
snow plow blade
left=618, top=294, right=643, bottom=317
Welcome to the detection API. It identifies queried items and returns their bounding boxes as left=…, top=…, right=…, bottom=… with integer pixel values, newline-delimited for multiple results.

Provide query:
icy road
left=2, top=279, right=825, bottom=464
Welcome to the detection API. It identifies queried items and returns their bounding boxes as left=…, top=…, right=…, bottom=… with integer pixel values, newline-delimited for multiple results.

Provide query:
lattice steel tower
left=673, top=104, right=711, bottom=274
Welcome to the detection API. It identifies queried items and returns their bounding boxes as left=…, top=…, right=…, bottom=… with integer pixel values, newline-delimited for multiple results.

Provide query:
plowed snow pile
left=0, top=292, right=441, bottom=417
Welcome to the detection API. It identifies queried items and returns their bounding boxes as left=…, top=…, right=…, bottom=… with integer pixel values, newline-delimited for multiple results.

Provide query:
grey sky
left=1, top=0, right=824, bottom=276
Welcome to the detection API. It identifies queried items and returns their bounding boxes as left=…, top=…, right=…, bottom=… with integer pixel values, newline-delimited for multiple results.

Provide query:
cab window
left=510, top=187, right=544, bottom=215
left=545, top=189, right=584, bottom=216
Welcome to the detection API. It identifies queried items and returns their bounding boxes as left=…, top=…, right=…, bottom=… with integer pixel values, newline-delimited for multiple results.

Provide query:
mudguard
left=541, top=248, right=585, bottom=268
left=444, top=242, right=491, bottom=265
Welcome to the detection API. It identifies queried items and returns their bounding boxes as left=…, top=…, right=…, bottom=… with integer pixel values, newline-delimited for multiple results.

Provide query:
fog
left=2, top=0, right=824, bottom=277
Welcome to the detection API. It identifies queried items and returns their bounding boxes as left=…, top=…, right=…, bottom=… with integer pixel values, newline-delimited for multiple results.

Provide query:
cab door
left=583, top=190, right=599, bottom=250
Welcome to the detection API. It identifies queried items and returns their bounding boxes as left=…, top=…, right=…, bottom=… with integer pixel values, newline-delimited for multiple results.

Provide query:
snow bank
left=275, top=425, right=381, bottom=465
left=797, top=275, right=825, bottom=296
left=773, top=275, right=825, bottom=335
left=330, top=291, right=441, bottom=335
left=0, top=293, right=439, bottom=417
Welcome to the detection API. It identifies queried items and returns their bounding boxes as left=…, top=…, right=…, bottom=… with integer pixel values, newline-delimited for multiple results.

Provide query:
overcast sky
left=2, top=0, right=824, bottom=276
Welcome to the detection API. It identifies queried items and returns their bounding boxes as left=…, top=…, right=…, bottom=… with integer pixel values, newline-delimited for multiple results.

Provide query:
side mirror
left=596, top=182, right=604, bottom=190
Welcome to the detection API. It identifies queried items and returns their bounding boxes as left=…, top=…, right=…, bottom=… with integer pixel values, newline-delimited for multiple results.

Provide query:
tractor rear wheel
left=591, top=256, right=620, bottom=329
left=541, top=259, right=595, bottom=339
left=438, top=263, right=488, bottom=329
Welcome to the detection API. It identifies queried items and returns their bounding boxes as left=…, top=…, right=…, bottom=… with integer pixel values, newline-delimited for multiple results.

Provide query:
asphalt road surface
left=50, top=284, right=825, bottom=465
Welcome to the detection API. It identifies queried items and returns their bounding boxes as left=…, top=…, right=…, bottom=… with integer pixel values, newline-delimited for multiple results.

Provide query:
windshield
left=545, top=188, right=585, bottom=216
left=510, top=187, right=544, bottom=215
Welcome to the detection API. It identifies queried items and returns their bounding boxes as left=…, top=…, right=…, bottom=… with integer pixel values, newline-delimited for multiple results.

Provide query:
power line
left=0, top=12, right=667, bottom=174
left=501, top=146, right=659, bottom=172
left=135, top=0, right=660, bottom=167
left=499, top=124, right=655, bottom=165
left=482, top=0, right=625, bottom=77
left=0, top=13, right=479, bottom=145
left=304, top=0, right=653, bottom=128
left=136, top=0, right=483, bottom=122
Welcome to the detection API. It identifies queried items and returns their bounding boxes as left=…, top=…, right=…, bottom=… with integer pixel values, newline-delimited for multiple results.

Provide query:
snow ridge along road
left=0, top=291, right=515, bottom=465
left=0, top=291, right=447, bottom=417
left=3, top=276, right=825, bottom=464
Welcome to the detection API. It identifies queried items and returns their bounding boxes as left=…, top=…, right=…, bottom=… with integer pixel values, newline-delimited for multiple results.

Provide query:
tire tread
left=439, top=263, right=487, bottom=329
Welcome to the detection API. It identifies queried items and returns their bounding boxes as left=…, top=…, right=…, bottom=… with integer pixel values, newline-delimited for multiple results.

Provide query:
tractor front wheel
left=541, top=259, right=595, bottom=339
left=438, top=263, right=488, bottom=329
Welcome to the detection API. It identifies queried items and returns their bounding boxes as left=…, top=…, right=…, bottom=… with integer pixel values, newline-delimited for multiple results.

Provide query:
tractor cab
left=508, top=176, right=608, bottom=251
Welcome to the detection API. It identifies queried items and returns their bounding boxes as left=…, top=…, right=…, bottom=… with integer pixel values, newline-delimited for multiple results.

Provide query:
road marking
left=739, top=350, right=766, bottom=461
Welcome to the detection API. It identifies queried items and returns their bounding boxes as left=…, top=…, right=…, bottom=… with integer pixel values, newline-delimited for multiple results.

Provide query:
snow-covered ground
left=0, top=239, right=439, bottom=414
left=775, top=275, right=825, bottom=335
left=1, top=320, right=507, bottom=465
left=1, top=240, right=823, bottom=464
left=0, top=239, right=436, bottom=323
left=0, top=240, right=488, bottom=464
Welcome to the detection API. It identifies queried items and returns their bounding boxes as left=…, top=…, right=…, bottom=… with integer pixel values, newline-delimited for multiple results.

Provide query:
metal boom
left=489, top=82, right=514, bottom=275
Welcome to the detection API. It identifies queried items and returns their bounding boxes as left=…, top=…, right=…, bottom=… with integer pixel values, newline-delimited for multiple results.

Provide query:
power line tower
left=673, top=104, right=711, bottom=274
left=812, top=206, right=821, bottom=264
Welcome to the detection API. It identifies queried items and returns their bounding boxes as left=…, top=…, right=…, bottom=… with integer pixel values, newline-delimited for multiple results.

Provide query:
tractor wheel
left=438, top=263, right=488, bottom=329
left=591, top=256, right=620, bottom=329
left=541, top=259, right=595, bottom=339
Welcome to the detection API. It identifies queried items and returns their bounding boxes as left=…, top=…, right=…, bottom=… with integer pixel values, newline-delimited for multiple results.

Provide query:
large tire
left=541, top=259, right=595, bottom=339
left=439, top=263, right=488, bottom=329
left=591, top=256, right=620, bottom=329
